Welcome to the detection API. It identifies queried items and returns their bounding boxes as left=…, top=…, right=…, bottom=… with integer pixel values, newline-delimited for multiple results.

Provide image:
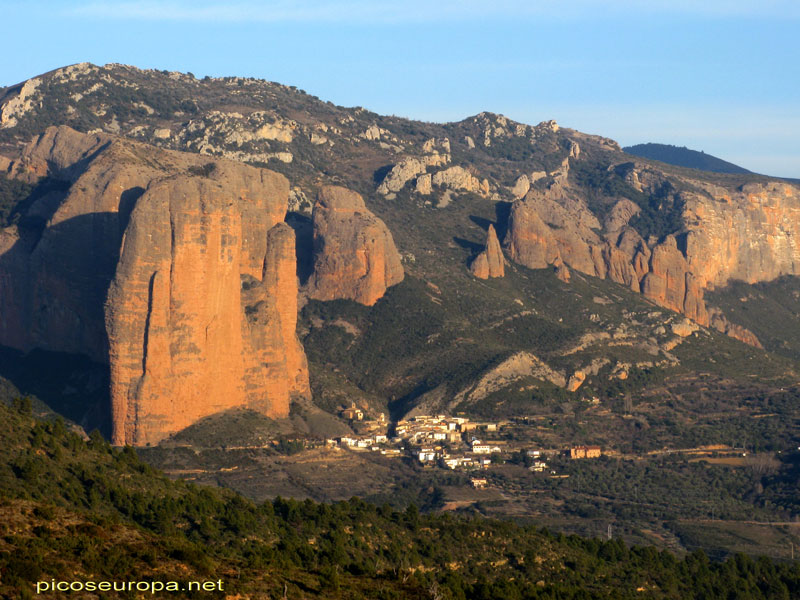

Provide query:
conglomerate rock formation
left=307, top=185, right=404, bottom=306
left=105, top=169, right=307, bottom=446
left=504, top=190, right=713, bottom=329
left=4, top=63, right=800, bottom=436
left=0, top=126, right=312, bottom=445
left=502, top=162, right=800, bottom=345
left=470, top=224, right=505, bottom=279
left=0, top=126, right=130, bottom=358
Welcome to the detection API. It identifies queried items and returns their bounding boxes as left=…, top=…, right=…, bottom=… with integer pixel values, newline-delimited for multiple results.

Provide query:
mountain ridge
left=623, top=142, right=751, bottom=175
left=1, top=62, right=799, bottom=448
left=4, top=62, right=800, bottom=566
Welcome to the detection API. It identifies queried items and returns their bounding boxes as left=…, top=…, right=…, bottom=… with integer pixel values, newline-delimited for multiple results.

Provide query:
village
left=321, top=405, right=602, bottom=480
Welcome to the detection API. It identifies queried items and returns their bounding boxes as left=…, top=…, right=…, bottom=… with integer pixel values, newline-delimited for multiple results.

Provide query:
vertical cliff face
left=0, top=127, right=311, bottom=446
left=504, top=191, right=712, bottom=327
left=682, top=182, right=800, bottom=288
left=307, top=185, right=404, bottom=306
left=503, top=174, right=800, bottom=344
left=638, top=178, right=800, bottom=331
left=504, top=200, right=560, bottom=269
left=0, top=129, right=159, bottom=360
left=470, top=224, right=505, bottom=279
left=262, top=222, right=310, bottom=399
left=640, top=236, right=708, bottom=326
left=106, top=165, right=310, bottom=446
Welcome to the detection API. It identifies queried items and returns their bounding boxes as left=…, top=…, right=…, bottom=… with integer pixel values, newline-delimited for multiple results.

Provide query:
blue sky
left=4, top=1, right=799, bottom=177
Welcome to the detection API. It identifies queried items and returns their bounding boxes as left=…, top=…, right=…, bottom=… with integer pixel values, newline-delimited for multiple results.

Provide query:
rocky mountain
left=0, top=123, right=400, bottom=446
left=2, top=62, right=800, bottom=444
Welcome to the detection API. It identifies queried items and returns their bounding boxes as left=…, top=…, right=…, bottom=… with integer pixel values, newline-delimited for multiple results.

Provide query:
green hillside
left=708, top=276, right=800, bottom=362
left=623, top=143, right=750, bottom=175
left=3, top=398, right=800, bottom=599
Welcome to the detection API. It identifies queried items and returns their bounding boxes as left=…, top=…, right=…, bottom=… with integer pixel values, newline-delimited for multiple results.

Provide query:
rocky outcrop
left=604, top=199, right=640, bottom=234
left=106, top=164, right=310, bottom=446
left=510, top=175, right=530, bottom=199
left=377, top=158, right=423, bottom=195
left=504, top=200, right=561, bottom=268
left=173, top=110, right=296, bottom=164
left=0, top=77, right=42, bottom=128
left=708, top=310, right=764, bottom=348
left=618, top=169, right=800, bottom=292
left=375, top=148, right=488, bottom=199
left=362, top=125, right=385, bottom=141
left=307, top=186, right=403, bottom=305
left=601, top=245, right=640, bottom=292
left=554, top=259, right=571, bottom=282
left=415, top=173, right=432, bottom=195
left=449, top=351, right=567, bottom=410
left=431, top=166, right=489, bottom=196
left=262, top=222, right=311, bottom=398
left=376, top=154, right=449, bottom=195
left=0, top=128, right=159, bottom=359
left=566, top=370, right=586, bottom=392
left=522, top=187, right=602, bottom=274
left=422, top=137, right=450, bottom=154
left=682, top=182, right=800, bottom=288
left=501, top=173, right=800, bottom=345
left=4, top=125, right=112, bottom=182
left=470, top=225, right=504, bottom=279
left=287, top=186, right=312, bottom=213
left=505, top=190, right=711, bottom=327
left=467, top=113, right=561, bottom=148
left=640, top=236, right=708, bottom=325
left=0, top=127, right=310, bottom=446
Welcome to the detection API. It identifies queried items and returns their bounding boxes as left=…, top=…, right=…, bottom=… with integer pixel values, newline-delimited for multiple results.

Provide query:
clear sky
left=4, top=1, right=799, bottom=177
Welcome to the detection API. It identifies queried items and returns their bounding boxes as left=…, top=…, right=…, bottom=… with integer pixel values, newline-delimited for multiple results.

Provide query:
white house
left=415, top=448, right=438, bottom=463
left=443, top=457, right=461, bottom=469
left=471, top=440, right=500, bottom=454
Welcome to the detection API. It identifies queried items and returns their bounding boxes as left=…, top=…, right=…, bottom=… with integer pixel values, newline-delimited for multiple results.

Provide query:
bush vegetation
left=2, top=399, right=800, bottom=599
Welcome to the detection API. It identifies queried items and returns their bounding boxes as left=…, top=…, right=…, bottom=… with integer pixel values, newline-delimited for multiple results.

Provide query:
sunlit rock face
left=0, top=126, right=310, bottom=446
left=503, top=173, right=800, bottom=346
left=307, top=185, right=404, bottom=306
left=470, top=225, right=505, bottom=279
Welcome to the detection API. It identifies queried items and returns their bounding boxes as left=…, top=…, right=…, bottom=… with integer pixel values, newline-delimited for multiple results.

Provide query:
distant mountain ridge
left=623, top=142, right=751, bottom=174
